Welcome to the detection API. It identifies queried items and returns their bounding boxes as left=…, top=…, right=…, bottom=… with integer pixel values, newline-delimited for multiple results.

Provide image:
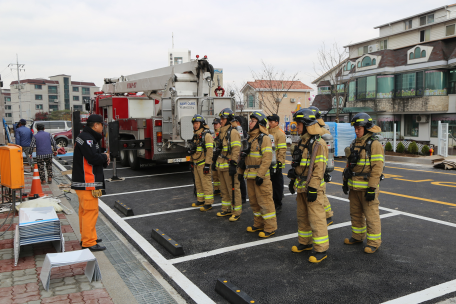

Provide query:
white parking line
left=105, top=171, right=190, bottom=181
left=125, top=203, right=222, bottom=220
left=381, top=279, right=456, bottom=304
left=103, top=167, right=130, bottom=170
left=102, top=184, right=193, bottom=197
left=170, top=212, right=400, bottom=265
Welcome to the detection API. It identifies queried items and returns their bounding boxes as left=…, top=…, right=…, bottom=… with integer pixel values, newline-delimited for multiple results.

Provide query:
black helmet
left=350, top=113, right=373, bottom=129
left=192, top=114, right=206, bottom=127
left=249, top=111, right=267, bottom=129
left=308, top=106, right=322, bottom=119
left=293, top=108, right=318, bottom=126
left=219, top=108, right=234, bottom=121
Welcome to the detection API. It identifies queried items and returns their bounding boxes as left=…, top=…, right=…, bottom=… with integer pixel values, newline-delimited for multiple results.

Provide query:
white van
left=31, top=121, right=72, bottom=135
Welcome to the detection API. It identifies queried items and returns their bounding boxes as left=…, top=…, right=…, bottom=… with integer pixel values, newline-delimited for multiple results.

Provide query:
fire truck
left=82, top=56, right=234, bottom=170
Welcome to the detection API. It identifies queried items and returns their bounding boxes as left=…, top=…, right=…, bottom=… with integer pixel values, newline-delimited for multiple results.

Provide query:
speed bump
left=151, top=228, right=184, bottom=256
left=114, top=200, right=134, bottom=216
left=215, top=279, right=256, bottom=304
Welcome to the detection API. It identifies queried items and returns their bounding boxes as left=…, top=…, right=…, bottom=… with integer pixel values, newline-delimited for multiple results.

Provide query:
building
left=312, top=4, right=456, bottom=148
left=240, top=80, right=313, bottom=126
left=2, top=89, right=12, bottom=125
left=9, top=75, right=99, bottom=122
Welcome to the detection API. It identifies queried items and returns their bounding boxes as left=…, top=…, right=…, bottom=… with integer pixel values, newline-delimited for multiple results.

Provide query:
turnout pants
left=271, top=168, right=284, bottom=207
left=349, top=189, right=382, bottom=248
left=247, top=179, right=277, bottom=233
left=218, top=170, right=242, bottom=215
left=194, top=164, right=214, bottom=205
left=75, top=190, right=99, bottom=248
left=297, top=191, right=329, bottom=252
left=212, top=169, right=220, bottom=191
left=37, top=157, right=53, bottom=182
left=323, top=191, right=334, bottom=219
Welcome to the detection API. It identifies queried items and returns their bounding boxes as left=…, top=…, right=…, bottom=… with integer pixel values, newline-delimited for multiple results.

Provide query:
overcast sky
left=0, top=0, right=451, bottom=94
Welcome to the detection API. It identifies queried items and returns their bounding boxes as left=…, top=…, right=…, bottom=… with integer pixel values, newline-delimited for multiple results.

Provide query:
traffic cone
left=29, top=164, right=44, bottom=198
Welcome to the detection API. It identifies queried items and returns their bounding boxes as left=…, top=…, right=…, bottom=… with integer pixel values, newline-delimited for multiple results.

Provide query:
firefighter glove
left=288, top=180, right=295, bottom=194
left=287, top=168, right=296, bottom=179
left=276, top=162, right=282, bottom=171
left=307, top=187, right=317, bottom=202
left=365, top=188, right=376, bottom=201
left=203, top=164, right=210, bottom=174
left=342, top=184, right=349, bottom=195
left=229, top=160, right=237, bottom=176
left=255, top=176, right=263, bottom=186
left=238, top=174, right=244, bottom=182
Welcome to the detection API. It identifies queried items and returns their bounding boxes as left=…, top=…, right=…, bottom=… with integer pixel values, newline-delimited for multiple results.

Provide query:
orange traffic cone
left=29, top=164, right=44, bottom=198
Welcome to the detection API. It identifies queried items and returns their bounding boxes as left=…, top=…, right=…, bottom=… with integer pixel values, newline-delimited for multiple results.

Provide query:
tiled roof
left=312, top=94, right=332, bottom=111
left=246, top=80, right=312, bottom=91
left=317, top=81, right=331, bottom=87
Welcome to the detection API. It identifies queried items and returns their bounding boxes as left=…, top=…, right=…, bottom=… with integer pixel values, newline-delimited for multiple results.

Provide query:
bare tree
left=251, top=61, right=299, bottom=116
left=314, top=42, right=351, bottom=122
left=225, top=81, right=246, bottom=114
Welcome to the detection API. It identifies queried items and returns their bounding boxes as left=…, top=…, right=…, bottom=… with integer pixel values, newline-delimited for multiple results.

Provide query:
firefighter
left=212, top=118, right=222, bottom=196
left=241, top=111, right=277, bottom=237
left=188, top=114, right=214, bottom=211
left=233, top=116, right=247, bottom=205
left=267, top=114, right=287, bottom=212
left=343, top=113, right=384, bottom=254
left=215, top=108, right=242, bottom=221
left=288, top=108, right=329, bottom=263
left=309, top=106, right=334, bottom=226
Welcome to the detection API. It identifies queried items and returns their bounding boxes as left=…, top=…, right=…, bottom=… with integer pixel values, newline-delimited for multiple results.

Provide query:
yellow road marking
left=431, top=181, right=456, bottom=188
left=394, top=178, right=434, bottom=183
left=329, top=181, right=456, bottom=207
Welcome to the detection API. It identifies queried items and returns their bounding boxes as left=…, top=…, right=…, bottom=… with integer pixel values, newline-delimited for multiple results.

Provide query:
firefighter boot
left=229, top=215, right=240, bottom=222
left=344, top=237, right=363, bottom=245
left=246, top=226, right=263, bottom=232
left=291, top=244, right=313, bottom=253
left=192, top=201, right=205, bottom=207
left=309, top=251, right=327, bottom=263
left=258, top=231, right=276, bottom=238
left=200, top=205, right=212, bottom=212
left=364, top=246, right=378, bottom=254
left=326, top=217, right=333, bottom=226
left=217, top=211, right=233, bottom=217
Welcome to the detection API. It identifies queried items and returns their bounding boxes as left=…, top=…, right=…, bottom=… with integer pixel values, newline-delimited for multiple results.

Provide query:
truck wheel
left=119, top=150, right=129, bottom=167
left=129, top=150, right=141, bottom=170
left=56, top=138, right=68, bottom=147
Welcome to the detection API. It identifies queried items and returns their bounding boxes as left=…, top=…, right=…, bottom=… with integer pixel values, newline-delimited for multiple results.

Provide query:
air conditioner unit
left=368, top=44, right=378, bottom=53
left=290, top=98, right=296, bottom=103
left=415, top=115, right=429, bottom=123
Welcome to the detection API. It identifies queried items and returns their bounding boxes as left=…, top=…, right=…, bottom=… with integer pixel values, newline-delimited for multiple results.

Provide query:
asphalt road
left=64, top=155, right=456, bottom=304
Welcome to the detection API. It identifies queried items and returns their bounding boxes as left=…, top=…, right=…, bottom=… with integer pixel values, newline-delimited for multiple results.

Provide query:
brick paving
left=0, top=165, right=114, bottom=304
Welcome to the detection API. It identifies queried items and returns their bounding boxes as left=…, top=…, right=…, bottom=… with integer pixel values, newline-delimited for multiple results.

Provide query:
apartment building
left=2, top=89, right=12, bottom=125
left=9, top=74, right=99, bottom=123
left=240, top=80, right=313, bottom=126
left=312, top=4, right=456, bottom=147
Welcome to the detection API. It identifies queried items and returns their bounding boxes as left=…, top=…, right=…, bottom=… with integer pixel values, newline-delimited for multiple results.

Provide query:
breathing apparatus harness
left=189, top=128, right=211, bottom=165
left=288, top=135, right=321, bottom=180
left=240, top=132, right=267, bottom=171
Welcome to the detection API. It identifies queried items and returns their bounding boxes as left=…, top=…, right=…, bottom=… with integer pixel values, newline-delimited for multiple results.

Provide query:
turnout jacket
left=293, top=132, right=328, bottom=193
left=345, top=132, right=384, bottom=191
left=269, top=126, right=287, bottom=169
left=71, top=127, right=108, bottom=191
left=215, top=122, right=241, bottom=172
left=238, top=128, right=272, bottom=180
left=191, top=127, right=214, bottom=165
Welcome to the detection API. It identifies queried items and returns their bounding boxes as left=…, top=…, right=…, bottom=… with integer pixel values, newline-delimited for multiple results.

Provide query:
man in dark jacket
left=29, top=123, right=57, bottom=184
left=71, top=114, right=110, bottom=251
left=15, top=119, right=33, bottom=170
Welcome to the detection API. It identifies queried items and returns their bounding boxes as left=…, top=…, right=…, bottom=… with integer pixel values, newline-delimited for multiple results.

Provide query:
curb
left=385, top=155, right=434, bottom=165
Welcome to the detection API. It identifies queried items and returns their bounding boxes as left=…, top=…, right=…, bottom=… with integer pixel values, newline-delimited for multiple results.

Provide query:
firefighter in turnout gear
left=188, top=114, right=214, bottom=211
left=239, top=111, right=277, bottom=237
left=212, top=118, right=222, bottom=196
left=343, top=113, right=384, bottom=254
left=288, top=108, right=329, bottom=263
left=267, top=114, right=287, bottom=212
left=309, top=106, right=334, bottom=226
left=215, top=108, right=242, bottom=221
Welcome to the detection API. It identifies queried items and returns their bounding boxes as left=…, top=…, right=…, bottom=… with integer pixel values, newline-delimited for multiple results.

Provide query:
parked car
left=53, top=129, right=72, bottom=147
left=31, top=120, right=72, bottom=135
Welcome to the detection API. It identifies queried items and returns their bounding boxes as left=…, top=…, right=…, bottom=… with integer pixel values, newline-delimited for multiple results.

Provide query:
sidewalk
left=0, top=163, right=183, bottom=304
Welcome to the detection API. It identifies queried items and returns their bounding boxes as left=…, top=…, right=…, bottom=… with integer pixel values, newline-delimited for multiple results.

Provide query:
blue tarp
left=325, top=122, right=356, bottom=157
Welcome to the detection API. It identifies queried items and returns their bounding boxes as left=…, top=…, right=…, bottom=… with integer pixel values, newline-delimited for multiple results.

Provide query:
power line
left=8, top=54, right=25, bottom=118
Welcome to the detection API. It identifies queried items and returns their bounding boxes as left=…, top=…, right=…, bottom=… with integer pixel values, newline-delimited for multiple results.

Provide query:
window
left=420, top=16, right=426, bottom=26
left=421, top=50, right=426, bottom=57
left=82, top=96, right=91, bottom=103
left=35, top=85, right=42, bottom=90
left=248, top=95, right=255, bottom=107
left=405, top=115, right=419, bottom=137
left=356, top=76, right=376, bottom=99
left=73, top=96, right=79, bottom=101
left=372, top=58, right=376, bottom=65
left=35, top=104, right=43, bottom=110
left=380, top=40, right=387, bottom=50
left=428, top=14, right=434, bottom=24
left=73, top=86, right=79, bottom=92
left=4, top=97, right=11, bottom=102
left=348, top=81, right=356, bottom=101
left=449, top=69, right=456, bottom=94
left=336, top=84, right=345, bottom=93
left=419, top=14, right=434, bottom=26
left=318, top=86, right=331, bottom=95
left=377, top=75, right=394, bottom=98
left=49, top=95, right=58, bottom=102
left=410, top=52, right=414, bottom=60
left=425, top=70, right=447, bottom=96
left=82, top=87, right=90, bottom=95
left=410, top=47, right=427, bottom=60
left=48, top=86, right=58, bottom=94
left=430, top=114, right=456, bottom=137
left=395, top=72, right=424, bottom=97
left=405, top=19, right=412, bottom=30
left=415, top=47, right=421, bottom=59
left=283, top=93, right=287, bottom=98
left=358, top=46, right=368, bottom=56
left=361, top=56, right=372, bottom=67
left=49, top=105, right=58, bottom=111
left=35, top=94, right=43, bottom=100
left=377, top=115, right=401, bottom=138
left=420, top=29, right=430, bottom=42
left=49, top=122, right=65, bottom=129
left=5, top=113, right=11, bottom=117
left=446, top=24, right=455, bottom=36
left=73, top=105, right=83, bottom=111
left=5, top=105, right=11, bottom=110
left=357, top=61, right=361, bottom=68
left=174, top=57, right=183, bottom=65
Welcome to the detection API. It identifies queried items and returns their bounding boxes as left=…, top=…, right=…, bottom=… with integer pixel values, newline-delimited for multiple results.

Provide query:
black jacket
left=71, top=126, right=108, bottom=191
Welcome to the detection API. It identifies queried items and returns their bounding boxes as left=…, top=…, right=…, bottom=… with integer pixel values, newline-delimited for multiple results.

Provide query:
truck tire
left=56, top=138, right=68, bottom=147
left=129, top=150, right=141, bottom=170
left=119, top=150, right=129, bottom=167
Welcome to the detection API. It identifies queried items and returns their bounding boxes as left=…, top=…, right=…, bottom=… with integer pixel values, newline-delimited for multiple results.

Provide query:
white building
left=2, top=89, right=12, bottom=124
left=9, top=75, right=99, bottom=122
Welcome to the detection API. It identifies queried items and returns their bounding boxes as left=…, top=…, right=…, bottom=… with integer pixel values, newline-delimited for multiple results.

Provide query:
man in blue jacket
left=29, top=123, right=57, bottom=184
left=15, top=119, right=33, bottom=171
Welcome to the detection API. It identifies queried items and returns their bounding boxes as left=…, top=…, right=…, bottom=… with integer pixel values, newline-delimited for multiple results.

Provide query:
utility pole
left=9, top=54, right=25, bottom=120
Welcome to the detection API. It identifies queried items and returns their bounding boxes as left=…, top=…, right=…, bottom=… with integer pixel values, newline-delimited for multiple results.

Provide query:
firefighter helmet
left=293, top=108, right=318, bottom=126
left=350, top=113, right=374, bottom=129
left=219, top=108, right=234, bottom=121
left=250, top=111, right=267, bottom=128
left=191, top=114, right=206, bottom=125
left=308, top=106, right=322, bottom=119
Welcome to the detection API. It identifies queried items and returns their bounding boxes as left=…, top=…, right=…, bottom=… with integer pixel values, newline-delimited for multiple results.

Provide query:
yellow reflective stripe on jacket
left=300, top=159, right=311, bottom=166
left=216, top=162, right=229, bottom=169
left=298, top=230, right=312, bottom=238
left=324, top=205, right=331, bottom=212
left=313, top=235, right=329, bottom=244
left=320, top=181, right=325, bottom=187
left=254, top=212, right=262, bottom=217
left=234, top=205, right=242, bottom=211
left=196, top=147, right=203, bottom=152
left=221, top=201, right=231, bottom=206
left=213, top=182, right=220, bottom=186
left=231, top=141, right=241, bottom=147
left=195, top=161, right=205, bottom=166
left=222, top=146, right=229, bottom=151
left=371, top=154, right=384, bottom=162
left=294, top=179, right=307, bottom=189
left=244, top=170, right=270, bottom=179
left=356, top=158, right=370, bottom=166
left=367, top=233, right=381, bottom=240
left=276, top=143, right=287, bottom=149
left=205, top=143, right=213, bottom=148
left=261, top=147, right=272, bottom=153
left=249, top=151, right=262, bottom=158
left=197, top=193, right=204, bottom=198
left=262, top=212, right=276, bottom=220
left=314, top=155, right=327, bottom=163
left=348, top=179, right=369, bottom=188
left=352, top=226, right=367, bottom=233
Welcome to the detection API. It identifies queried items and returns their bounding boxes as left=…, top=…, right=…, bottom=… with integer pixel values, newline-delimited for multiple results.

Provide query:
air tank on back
left=322, top=125, right=334, bottom=173
left=268, top=134, right=277, bottom=169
